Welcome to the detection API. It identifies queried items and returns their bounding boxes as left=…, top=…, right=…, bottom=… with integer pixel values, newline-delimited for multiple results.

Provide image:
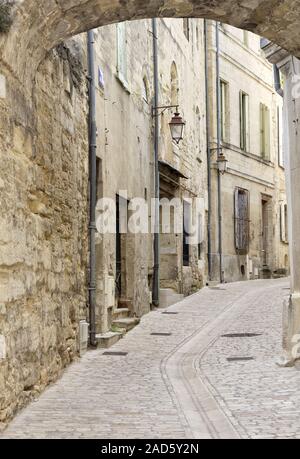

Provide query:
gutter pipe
left=87, top=30, right=97, bottom=346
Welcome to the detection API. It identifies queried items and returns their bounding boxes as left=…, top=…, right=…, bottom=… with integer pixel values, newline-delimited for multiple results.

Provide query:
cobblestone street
left=1, top=278, right=300, bottom=439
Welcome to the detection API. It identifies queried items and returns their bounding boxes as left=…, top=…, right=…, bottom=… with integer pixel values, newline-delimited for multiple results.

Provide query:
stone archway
left=0, top=0, right=299, bottom=424
left=1, top=0, right=300, bottom=85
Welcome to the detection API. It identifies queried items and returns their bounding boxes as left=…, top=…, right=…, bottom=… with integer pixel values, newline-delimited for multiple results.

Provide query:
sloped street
left=1, top=278, right=299, bottom=439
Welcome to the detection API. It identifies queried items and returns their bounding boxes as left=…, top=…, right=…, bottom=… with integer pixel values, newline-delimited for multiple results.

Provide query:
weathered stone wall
left=0, top=37, right=89, bottom=427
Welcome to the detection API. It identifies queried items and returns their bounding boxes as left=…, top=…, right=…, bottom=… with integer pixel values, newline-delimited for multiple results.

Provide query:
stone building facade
left=92, top=18, right=207, bottom=335
left=0, top=14, right=290, bottom=426
left=206, top=22, right=289, bottom=283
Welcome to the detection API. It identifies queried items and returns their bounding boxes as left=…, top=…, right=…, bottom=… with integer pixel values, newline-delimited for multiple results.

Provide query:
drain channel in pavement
left=102, top=352, right=128, bottom=356
left=227, top=357, right=254, bottom=362
left=221, top=333, right=262, bottom=338
left=151, top=333, right=172, bottom=336
left=162, top=312, right=179, bottom=315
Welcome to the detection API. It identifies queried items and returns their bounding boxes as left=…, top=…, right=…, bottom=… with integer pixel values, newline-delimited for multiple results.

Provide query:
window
left=116, top=22, right=128, bottom=88
left=234, top=188, right=250, bottom=254
left=220, top=80, right=229, bottom=142
left=280, top=203, right=289, bottom=243
left=260, top=103, right=270, bottom=160
left=183, top=18, right=190, bottom=41
left=239, top=91, right=249, bottom=151
left=183, top=201, right=191, bottom=266
left=278, top=106, right=284, bottom=167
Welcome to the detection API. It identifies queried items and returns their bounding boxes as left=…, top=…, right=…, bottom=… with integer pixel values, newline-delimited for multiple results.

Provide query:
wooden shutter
left=239, top=92, right=244, bottom=150
left=245, top=94, right=249, bottom=151
left=235, top=189, right=249, bottom=253
left=260, top=103, right=265, bottom=156
left=117, top=22, right=127, bottom=84
left=264, top=106, right=270, bottom=160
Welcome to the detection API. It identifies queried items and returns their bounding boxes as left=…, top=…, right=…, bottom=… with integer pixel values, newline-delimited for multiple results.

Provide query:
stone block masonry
left=0, top=38, right=89, bottom=426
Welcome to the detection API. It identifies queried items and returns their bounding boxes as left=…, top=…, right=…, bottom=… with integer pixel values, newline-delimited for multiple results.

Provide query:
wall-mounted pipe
left=216, top=21, right=224, bottom=283
left=204, top=19, right=212, bottom=282
left=152, top=18, right=160, bottom=307
left=87, top=30, right=97, bottom=346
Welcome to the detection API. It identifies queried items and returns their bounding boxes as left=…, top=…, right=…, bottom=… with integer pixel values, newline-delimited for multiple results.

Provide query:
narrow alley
left=1, top=278, right=299, bottom=440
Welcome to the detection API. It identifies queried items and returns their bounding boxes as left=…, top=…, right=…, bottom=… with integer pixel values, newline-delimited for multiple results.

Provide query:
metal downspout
left=216, top=22, right=224, bottom=283
left=152, top=18, right=160, bottom=307
left=87, top=30, right=97, bottom=346
left=204, top=19, right=212, bottom=282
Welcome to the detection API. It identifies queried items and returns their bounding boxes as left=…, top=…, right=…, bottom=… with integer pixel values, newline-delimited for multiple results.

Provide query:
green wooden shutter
left=117, top=22, right=127, bottom=85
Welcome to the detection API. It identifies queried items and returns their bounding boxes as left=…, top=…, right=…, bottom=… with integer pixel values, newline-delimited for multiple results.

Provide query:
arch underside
left=1, top=0, right=300, bottom=81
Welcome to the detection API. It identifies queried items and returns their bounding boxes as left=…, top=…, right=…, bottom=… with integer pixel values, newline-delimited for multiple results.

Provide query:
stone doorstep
left=95, top=331, right=125, bottom=349
left=112, top=317, right=140, bottom=332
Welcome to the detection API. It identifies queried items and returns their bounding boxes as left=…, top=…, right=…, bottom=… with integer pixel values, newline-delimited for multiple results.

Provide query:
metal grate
left=227, top=357, right=254, bottom=362
left=221, top=333, right=262, bottom=338
left=151, top=333, right=172, bottom=336
left=103, top=351, right=128, bottom=356
left=162, top=312, right=179, bottom=315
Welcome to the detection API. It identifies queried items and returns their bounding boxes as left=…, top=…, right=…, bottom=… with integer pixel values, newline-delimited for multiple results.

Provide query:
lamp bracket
left=152, top=105, right=179, bottom=118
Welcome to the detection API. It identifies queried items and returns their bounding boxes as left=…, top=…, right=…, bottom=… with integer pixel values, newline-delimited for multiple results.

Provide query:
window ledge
left=222, top=142, right=274, bottom=166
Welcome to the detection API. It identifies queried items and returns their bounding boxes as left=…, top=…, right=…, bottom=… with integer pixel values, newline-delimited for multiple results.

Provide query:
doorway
left=116, top=195, right=128, bottom=302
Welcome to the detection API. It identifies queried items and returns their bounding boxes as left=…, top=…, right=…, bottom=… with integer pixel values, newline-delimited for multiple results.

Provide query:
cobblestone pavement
left=1, top=278, right=300, bottom=439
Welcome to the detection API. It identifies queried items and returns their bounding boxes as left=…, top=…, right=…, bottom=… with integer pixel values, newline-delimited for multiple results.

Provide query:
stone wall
left=0, top=37, right=89, bottom=427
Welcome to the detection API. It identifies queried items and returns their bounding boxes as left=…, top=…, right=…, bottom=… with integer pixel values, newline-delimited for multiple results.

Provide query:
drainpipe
left=204, top=19, right=212, bottom=282
left=274, top=64, right=284, bottom=97
left=87, top=30, right=97, bottom=346
left=152, top=18, right=160, bottom=307
left=216, top=21, right=224, bottom=283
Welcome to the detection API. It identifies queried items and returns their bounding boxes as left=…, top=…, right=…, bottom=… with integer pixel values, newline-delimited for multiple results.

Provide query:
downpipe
left=87, top=30, right=97, bottom=346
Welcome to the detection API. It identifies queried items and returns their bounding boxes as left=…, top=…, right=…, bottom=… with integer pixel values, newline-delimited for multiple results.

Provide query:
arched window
left=170, top=62, right=179, bottom=106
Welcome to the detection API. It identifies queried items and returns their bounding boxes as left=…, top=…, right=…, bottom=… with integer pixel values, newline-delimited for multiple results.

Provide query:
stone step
left=95, top=331, right=124, bottom=349
left=207, top=281, right=220, bottom=287
left=118, top=298, right=133, bottom=310
left=113, top=308, right=130, bottom=320
left=112, top=317, right=140, bottom=332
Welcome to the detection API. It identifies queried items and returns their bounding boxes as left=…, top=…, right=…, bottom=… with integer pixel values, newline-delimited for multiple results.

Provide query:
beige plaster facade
left=207, top=22, right=289, bottom=282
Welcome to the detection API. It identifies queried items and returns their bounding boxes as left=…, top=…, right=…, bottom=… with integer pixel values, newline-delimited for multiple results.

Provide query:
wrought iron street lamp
left=152, top=105, right=186, bottom=145
left=216, top=151, right=228, bottom=175
left=169, top=111, right=186, bottom=144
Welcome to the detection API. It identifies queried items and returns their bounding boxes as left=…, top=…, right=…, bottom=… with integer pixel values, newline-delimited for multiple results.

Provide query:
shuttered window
left=260, top=103, right=270, bottom=160
left=280, top=203, right=289, bottom=243
left=116, top=22, right=128, bottom=89
left=220, top=80, right=229, bottom=142
left=278, top=106, right=284, bottom=167
left=235, top=188, right=250, bottom=253
left=240, top=91, right=249, bottom=151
